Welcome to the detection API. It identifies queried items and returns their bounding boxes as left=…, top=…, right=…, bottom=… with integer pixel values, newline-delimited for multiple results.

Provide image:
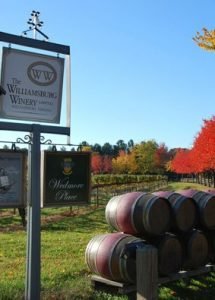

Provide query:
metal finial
left=22, top=10, right=49, bottom=40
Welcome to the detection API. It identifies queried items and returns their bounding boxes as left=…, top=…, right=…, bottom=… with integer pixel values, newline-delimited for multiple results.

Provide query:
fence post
left=96, top=186, right=99, bottom=207
left=136, top=246, right=158, bottom=300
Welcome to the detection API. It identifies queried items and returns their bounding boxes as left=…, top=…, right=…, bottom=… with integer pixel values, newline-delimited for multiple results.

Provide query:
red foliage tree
left=103, top=155, right=112, bottom=173
left=91, top=154, right=103, bottom=174
left=192, top=116, right=215, bottom=172
left=91, top=154, right=112, bottom=174
left=154, top=143, right=169, bottom=172
left=171, top=116, right=215, bottom=175
left=170, top=148, right=193, bottom=174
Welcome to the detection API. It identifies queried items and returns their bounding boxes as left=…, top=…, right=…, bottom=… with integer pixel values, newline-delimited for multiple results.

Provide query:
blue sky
left=0, top=1, right=215, bottom=150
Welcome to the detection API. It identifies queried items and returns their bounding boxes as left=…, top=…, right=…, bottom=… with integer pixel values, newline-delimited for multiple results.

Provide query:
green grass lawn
left=0, top=182, right=214, bottom=299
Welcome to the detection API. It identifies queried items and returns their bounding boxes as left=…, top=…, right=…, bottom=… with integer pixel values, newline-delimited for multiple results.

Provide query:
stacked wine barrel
left=85, top=189, right=215, bottom=284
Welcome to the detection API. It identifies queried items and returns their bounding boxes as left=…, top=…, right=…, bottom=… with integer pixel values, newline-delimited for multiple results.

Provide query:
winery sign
left=41, top=151, right=91, bottom=206
left=0, top=47, right=64, bottom=123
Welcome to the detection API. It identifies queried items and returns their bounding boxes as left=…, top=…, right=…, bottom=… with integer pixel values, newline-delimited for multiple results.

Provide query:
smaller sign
left=41, top=151, right=91, bottom=207
left=0, top=47, right=64, bottom=123
left=0, top=150, right=26, bottom=208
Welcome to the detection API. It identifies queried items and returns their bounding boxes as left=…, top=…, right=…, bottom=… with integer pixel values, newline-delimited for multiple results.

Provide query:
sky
left=0, top=0, right=215, bottom=150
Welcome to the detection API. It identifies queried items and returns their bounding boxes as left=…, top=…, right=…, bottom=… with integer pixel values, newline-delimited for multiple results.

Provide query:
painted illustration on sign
left=0, top=47, right=64, bottom=123
left=41, top=151, right=91, bottom=206
left=0, top=151, right=26, bottom=207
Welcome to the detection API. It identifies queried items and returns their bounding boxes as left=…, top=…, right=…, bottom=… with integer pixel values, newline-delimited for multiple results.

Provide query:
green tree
left=92, top=143, right=102, bottom=154
left=127, top=139, right=134, bottom=153
left=116, top=139, right=127, bottom=152
left=101, top=142, right=113, bottom=155
left=80, top=141, right=89, bottom=146
left=133, top=140, right=158, bottom=174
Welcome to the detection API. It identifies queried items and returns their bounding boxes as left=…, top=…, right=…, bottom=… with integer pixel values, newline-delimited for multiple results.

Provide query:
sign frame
left=0, top=47, right=64, bottom=124
left=41, top=151, right=91, bottom=207
left=0, top=150, right=27, bottom=208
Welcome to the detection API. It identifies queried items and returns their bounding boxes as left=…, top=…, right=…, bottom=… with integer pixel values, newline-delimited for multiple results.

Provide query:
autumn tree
left=193, top=28, right=215, bottom=51
left=154, top=143, right=170, bottom=174
left=170, top=116, right=215, bottom=185
left=192, top=116, right=215, bottom=172
left=170, top=148, right=193, bottom=174
left=91, top=154, right=103, bottom=174
left=103, top=155, right=113, bottom=173
left=133, top=140, right=158, bottom=174
left=112, top=150, right=130, bottom=174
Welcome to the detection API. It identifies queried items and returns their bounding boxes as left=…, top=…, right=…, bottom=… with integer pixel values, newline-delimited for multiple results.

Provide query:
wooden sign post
left=136, top=246, right=158, bottom=300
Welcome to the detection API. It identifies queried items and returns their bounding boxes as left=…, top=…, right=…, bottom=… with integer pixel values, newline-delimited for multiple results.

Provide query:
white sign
left=0, top=47, right=64, bottom=123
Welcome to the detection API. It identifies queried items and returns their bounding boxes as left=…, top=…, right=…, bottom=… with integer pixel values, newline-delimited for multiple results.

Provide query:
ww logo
left=27, top=61, right=57, bottom=86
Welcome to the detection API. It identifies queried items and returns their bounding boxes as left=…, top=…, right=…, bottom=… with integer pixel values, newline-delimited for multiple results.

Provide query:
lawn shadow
left=160, top=272, right=215, bottom=300
left=41, top=207, right=109, bottom=233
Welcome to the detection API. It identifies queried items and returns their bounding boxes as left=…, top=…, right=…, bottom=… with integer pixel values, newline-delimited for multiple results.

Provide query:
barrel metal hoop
left=108, top=234, right=130, bottom=280
left=86, top=234, right=108, bottom=275
left=130, top=193, right=145, bottom=233
left=143, top=195, right=158, bottom=233
left=201, top=194, right=215, bottom=229
left=171, top=195, right=185, bottom=211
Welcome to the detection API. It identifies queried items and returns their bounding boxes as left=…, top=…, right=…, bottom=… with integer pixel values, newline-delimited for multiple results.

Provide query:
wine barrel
left=205, top=231, right=215, bottom=263
left=105, top=192, right=171, bottom=236
left=147, top=232, right=183, bottom=276
left=153, top=191, right=197, bottom=232
left=180, top=229, right=209, bottom=270
left=85, top=232, right=145, bottom=283
left=178, top=189, right=215, bottom=229
left=177, top=189, right=199, bottom=198
left=206, top=189, right=215, bottom=195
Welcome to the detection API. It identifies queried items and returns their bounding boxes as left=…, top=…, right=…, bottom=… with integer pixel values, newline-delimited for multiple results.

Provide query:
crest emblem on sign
left=62, top=157, right=73, bottom=175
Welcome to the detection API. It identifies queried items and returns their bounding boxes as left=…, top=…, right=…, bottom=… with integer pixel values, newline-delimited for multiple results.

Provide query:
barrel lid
left=143, top=196, right=171, bottom=235
left=158, top=234, right=183, bottom=275
left=201, top=194, right=215, bottom=229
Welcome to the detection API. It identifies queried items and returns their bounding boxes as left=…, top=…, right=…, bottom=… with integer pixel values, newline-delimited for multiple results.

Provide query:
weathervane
left=22, top=10, right=49, bottom=40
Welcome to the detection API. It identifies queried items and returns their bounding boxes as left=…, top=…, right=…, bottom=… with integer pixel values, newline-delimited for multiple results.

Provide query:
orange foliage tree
left=112, top=150, right=131, bottom=174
